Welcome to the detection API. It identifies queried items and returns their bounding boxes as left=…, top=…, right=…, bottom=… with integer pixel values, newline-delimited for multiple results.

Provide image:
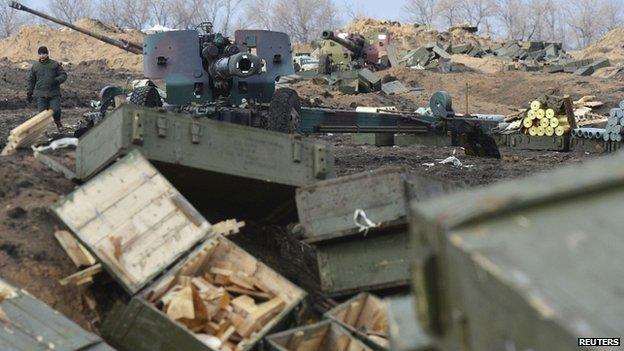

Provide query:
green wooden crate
left=265, top=320, right=373, bottom=351
left=76, top=104, right=335, bottom=222
left=53, top=151, right=306, bottom=351
left=507, top=133, right=570, bottom=151
left=0, top=278, right=113, bottom=351
left=296, top=167, right=458, bottom=296
left=408, top=152, right=624, bottom=350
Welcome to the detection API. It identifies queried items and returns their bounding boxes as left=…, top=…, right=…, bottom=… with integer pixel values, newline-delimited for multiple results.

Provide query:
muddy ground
left=0, top=60, right=617, bottom=332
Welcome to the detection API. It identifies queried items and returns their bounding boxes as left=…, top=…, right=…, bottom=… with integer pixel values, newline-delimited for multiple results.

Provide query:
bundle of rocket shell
left=521, top=100, right=570, bottom=137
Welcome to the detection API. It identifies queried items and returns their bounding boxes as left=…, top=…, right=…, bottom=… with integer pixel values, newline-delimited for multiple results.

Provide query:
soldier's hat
left=37, top=46, right=49, bottom=55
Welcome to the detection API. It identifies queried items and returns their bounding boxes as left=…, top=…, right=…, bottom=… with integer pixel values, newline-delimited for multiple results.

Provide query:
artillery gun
left=9, top=1, right=301, bottom=133
left=317, top=30, right=392, bottom=74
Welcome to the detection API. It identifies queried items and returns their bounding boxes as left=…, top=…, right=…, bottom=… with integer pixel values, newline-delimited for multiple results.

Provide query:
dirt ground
left=295, top=66, right=624, bottom=116
left=0, top=58, right=618, bottom=333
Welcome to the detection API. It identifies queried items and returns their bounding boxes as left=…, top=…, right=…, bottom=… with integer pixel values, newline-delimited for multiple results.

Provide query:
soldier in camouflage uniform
left=27, top=46, right=67, bottom=131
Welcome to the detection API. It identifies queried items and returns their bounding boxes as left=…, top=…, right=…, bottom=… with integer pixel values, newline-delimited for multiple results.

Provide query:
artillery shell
left=545, top=126, right=555, bottom=136
left=527, top=110, right=536, bottom=120
left=523, top=118, right=534, bottom=128
left=537, top=126, right=545, bottom=136
left=528, top=126, right=538, bottom=136
left=555, top=125, right=570, bottom=136
left=536, top=109, right=546, bottom=119
left=540, top=118, right=550, bottom=127
left=531, top=100, right=542, bottom=111
left=545, top=109, right=555, bottom=119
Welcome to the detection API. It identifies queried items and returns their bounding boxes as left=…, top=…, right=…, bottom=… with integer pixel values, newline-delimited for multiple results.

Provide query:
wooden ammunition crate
left=409, top=152, right=624, bottom=350
left=265, top=320, right=373, bottom=351
left=0, top=278, right=113, bottom=350
left=52, top=151, right=305, bottom=351
left=507, top=133, right=570, bottom=151
left=296, top=167, right=457, bottom=296
left=76, top=104, right=335, bottom=222
left=325, top=293, right=389, bottom=351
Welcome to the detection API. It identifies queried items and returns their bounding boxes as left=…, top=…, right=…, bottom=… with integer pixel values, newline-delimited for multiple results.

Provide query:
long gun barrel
left=321, top=30, right=363, bottom=57
left=9, top=1, right=143, bottom=55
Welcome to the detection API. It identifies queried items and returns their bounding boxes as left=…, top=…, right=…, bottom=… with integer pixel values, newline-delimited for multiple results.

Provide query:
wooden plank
left=34, top=151, right=77, bottom=180
left=1, top=110, right=53, bottom=156
left=212, top=219, right=246, bottom=236
left=59, top=263, right=103, bottom=286
left=54, top=230, right=96, bottom=267
left=563, top=95, right=578, bottom=130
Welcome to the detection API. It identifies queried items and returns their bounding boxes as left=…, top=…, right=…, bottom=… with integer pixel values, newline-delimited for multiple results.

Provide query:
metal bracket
left=131, top=112, right=144, bottom=145
left=292, top=135, right=303, bottom=163
left=313, top=144, right=328, bottom=179
left=156, top=117, right=168, bottom=137
left=190, top=122, right=202, bottom=144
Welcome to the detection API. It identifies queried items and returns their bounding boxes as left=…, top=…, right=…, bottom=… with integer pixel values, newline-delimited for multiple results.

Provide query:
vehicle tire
left=317, top=54, right=332, bottom=75
left=267, top=88, right=301, bottom=133
left=129, top=86, right=162, bottom=107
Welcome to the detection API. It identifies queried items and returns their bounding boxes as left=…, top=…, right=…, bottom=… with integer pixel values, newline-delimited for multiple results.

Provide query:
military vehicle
left=10, top=1, right=300, bottom=133
left=316, top=30, right=393, bottom=74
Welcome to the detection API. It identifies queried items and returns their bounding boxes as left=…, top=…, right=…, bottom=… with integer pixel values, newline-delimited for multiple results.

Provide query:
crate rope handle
left=353, top=209, right=378, bottom=235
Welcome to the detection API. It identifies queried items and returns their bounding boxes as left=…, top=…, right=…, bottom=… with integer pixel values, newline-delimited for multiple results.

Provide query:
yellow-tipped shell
left=545, top=109, right=555, bottom=118
left=540, top=118, right=550, bottom=127
left=529, top=126, right=538, bottom=136
left=531, top=100, right=542, bottom=111
left=536, top=109, right=546, bottom=119
left=545, top=126, right=555, bottom=136
left=555, top=125, right=570, bottom=136
left=527, top=110, right=536, bottom=120
left=523, top=118, right=534, bottom=128
left=549, top=118, right=559, bottom=128
left=537, top=126, right=545, bottom=136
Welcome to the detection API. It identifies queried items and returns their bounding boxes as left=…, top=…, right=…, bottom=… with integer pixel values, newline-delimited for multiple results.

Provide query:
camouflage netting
left=0, top=19, right=144, bottom=71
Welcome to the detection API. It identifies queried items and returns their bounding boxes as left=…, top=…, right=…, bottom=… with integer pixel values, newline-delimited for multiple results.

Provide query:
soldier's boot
left=54, top=119, right=63, bottom=132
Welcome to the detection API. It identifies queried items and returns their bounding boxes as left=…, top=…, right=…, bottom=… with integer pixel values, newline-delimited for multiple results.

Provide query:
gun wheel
left=268, top=88, right=301, bottom=134
left=129, top=86, right=162, bottom=107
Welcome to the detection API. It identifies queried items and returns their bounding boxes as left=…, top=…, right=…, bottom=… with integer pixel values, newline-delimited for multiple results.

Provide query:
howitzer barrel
left=321, top=30, right=362, bottom=54
left=210, top=52, right=263, bottom=80
left=9, top=1, right=143, bottom=54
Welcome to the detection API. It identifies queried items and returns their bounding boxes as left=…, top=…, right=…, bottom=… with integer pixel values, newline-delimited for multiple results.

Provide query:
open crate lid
left=52, top=150, right=212, bottom=295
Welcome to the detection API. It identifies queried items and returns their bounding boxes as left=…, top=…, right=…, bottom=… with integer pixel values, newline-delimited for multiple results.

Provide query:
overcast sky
left=24, top=0, right=406, bottom=23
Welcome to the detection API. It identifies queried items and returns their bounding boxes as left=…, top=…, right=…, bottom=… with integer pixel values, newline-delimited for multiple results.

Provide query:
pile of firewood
left=1, top=110, right=53, bottom=156
left=150, top=261, right=285, bottom=351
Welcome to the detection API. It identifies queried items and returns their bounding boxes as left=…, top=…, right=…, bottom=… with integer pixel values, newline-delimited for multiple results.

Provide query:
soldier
left=27, top=46, right=67, bottom=131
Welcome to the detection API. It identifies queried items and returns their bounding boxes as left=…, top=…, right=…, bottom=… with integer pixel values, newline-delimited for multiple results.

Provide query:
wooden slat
left=55, top=230, right=96, bottom=267
left=59, top=263, right=103, bottom=286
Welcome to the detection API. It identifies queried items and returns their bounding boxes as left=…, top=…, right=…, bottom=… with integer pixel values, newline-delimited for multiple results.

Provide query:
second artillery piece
left=10, top=1, right=301, bottom=133
left=316, top=30, right=393, bottom=74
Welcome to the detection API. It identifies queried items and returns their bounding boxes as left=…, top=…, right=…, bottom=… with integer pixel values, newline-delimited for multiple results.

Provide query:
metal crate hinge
left=313, top=144, right=329, bottom=179
left=292, top=135, right=303, bottom=163
left=131, top=112, right=144, bottom=145
left=156, top=117, right=168, bottom=137
left=190, top=122, right=202, bottom=144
